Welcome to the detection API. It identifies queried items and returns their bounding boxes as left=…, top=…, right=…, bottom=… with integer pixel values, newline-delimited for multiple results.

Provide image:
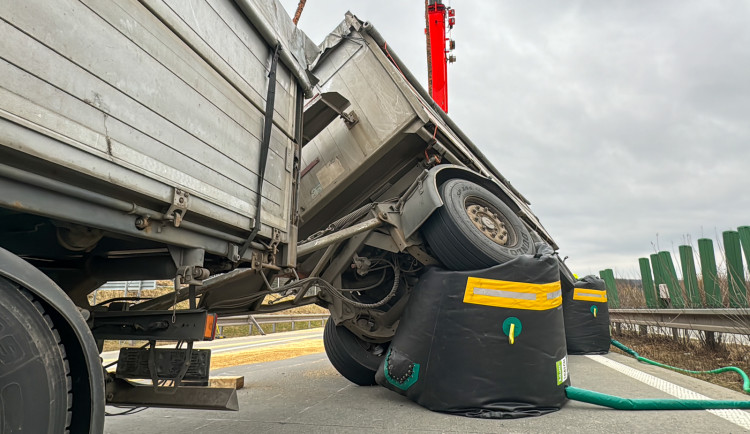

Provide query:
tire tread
left=13, top=283, right=73, bottom=433
left=323, top=319, right=380, bottom=386
left=423, top=179, right=533, bottom=270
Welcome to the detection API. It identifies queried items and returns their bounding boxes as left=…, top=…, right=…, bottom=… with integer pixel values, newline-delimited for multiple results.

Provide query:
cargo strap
left=239, top=44, right=281, bottom=259
left=573, top=287, right=608, bottom=303
left=463, top=277, right=562, bottom=310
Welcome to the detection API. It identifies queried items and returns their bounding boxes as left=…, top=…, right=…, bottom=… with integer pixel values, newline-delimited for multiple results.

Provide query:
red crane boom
left=425, top=0, right=455, bottom=112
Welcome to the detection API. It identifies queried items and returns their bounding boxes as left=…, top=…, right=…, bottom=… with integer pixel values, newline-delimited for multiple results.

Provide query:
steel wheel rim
left=464, top=197, right=515, bottom=246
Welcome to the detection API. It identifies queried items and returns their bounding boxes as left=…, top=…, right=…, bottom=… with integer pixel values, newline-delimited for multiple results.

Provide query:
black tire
left=422, top=179, right=534, bottom=270
left=323, top=318, right=387, bottom=386
left=0, top=278, right=72, bottom=434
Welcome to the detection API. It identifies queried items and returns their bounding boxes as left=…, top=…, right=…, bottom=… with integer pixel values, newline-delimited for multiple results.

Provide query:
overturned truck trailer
left=284, top=12, right=567, bottom=385
left=0, top=2, right=566, bottom=431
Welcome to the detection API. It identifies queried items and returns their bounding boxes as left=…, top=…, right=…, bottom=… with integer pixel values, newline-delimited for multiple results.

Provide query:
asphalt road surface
left=103, top=330, right=750, bottom=433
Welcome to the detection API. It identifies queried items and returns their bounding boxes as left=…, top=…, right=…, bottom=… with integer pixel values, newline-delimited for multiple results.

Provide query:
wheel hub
left=467, top=204, right=509, bottom=246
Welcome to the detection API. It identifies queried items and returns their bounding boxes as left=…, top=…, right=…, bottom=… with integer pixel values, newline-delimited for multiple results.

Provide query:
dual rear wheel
left=0, top=278, right=72, bottom=433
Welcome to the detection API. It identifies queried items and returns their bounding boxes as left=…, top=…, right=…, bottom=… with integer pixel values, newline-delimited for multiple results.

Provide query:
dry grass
left=612, top=329, right=750, bottom=393
left=209, top=339, right=324, bottom=370
left=616, top=281, right=647, bottom=308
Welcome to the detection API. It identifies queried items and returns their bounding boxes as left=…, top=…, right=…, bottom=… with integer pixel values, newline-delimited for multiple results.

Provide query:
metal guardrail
left=98, top=280, right=157, bottom=291
left=610, top=308, right=750, bottom=334
left=92, top=280, right=158, bottom=304
left=216, top=313, right=330, bottom=336
left=217, top=310, right=750, bottom=337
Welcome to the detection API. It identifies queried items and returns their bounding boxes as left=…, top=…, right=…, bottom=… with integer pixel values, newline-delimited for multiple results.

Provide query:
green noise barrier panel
left=679, top=245, right=702, bottom=307
left=598, top=269, right=619, bottom=308
left=658, top=251, right=685, bottom=308
left=723, top=231, right=748, bottom=308
left=739, top=226, right=750, bottom=273
left=638, top=257, right=658, bottom=308
left=650, top=253, right=668, bottom=308
left=697, top=238, right=722, bottom=307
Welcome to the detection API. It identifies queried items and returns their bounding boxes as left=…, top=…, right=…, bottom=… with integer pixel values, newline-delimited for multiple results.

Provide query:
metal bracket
left=168, top=247, right=209, bottom=286
left=227, top=244, right=241, bottom=262
left=175, top=266, right=210, bottom=287
left=106, top=377, right=238, bottom=411
left=405, top=245, right=440, bottom=266
left=269, top=228, right=282, bottom=255
left=249, top=251, right=263, bottom=271
left=342, top=110, right=359, bottom=129
left=165, top=188, right=189, bottom=227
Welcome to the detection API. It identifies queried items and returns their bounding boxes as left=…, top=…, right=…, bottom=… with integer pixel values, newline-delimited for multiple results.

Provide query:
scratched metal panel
left=0, top=0, right=298, bottom=238
left=299, top=35, right=420, bottom=221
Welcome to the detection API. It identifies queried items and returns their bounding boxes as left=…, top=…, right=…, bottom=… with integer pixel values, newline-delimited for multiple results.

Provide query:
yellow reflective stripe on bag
left=573, top=287, right=608, bottom=303
left=463, top=277, right=562, bottom=310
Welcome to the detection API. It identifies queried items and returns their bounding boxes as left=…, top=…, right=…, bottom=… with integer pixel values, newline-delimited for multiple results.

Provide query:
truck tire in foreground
left=423, top=179, right=534, bottom=270
left=323, top=318, right=388, bottom=386
left=0, top=278, right=72, bottom=433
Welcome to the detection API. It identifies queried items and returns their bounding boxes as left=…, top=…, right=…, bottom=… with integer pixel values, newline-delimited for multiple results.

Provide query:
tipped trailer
left=0, top=2, right=566, bottom=432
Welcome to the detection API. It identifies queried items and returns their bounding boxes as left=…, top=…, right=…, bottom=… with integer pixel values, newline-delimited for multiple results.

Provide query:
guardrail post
left=599, top=268, right=619, bottom=308
left=249, top=316, right=266, bottom=336
left=723, top=230, right=748, bottom=308
left=638, top=257, right=659, bottom=308
left=698, top=238, right=722, bottom=307
left=658, top=251, right=685, bottom=308
left=679, top=245, right=702, bottom=307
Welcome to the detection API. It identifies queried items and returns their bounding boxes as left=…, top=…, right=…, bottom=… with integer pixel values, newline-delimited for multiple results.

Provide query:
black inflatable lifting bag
left=562, top=275, right=610, bottom=355
left=375, top=244, right=569, bottom=418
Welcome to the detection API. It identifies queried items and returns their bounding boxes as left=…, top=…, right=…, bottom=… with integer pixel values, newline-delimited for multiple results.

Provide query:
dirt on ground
left=209, top=339, right=324, bottom=370
left=612, top=330, right=750, bottom=393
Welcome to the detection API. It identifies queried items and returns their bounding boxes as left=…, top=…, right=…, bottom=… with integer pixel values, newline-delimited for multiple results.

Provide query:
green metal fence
left=602, top=225, right=750, bottom=309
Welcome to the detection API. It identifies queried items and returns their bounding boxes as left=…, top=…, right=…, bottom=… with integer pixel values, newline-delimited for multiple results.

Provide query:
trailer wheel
left=423, top=179, right=533, bottom=270
left=323, top=318, right=387, bottom=386
left=0, top=278, right=72, bottom=433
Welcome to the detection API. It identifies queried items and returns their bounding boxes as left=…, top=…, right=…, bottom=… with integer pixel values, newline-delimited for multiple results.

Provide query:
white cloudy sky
left=280, top=1, right=750, bottom=278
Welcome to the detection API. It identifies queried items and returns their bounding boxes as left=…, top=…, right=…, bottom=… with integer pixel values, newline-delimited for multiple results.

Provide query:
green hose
left=564, top=339, right=750, bottom=410
left=566, top=386, right=750, bottom=410
left=611, top=339, right=750, bottom=394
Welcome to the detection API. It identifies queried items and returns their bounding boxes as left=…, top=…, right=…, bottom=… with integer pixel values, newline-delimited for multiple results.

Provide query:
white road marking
left=209, top=335, right=321, bottom=354
left=587, top=354, right=750, bottom=431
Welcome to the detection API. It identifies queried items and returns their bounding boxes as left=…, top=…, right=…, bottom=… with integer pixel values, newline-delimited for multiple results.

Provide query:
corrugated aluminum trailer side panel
left=0, top=0, right=304, bottom=243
